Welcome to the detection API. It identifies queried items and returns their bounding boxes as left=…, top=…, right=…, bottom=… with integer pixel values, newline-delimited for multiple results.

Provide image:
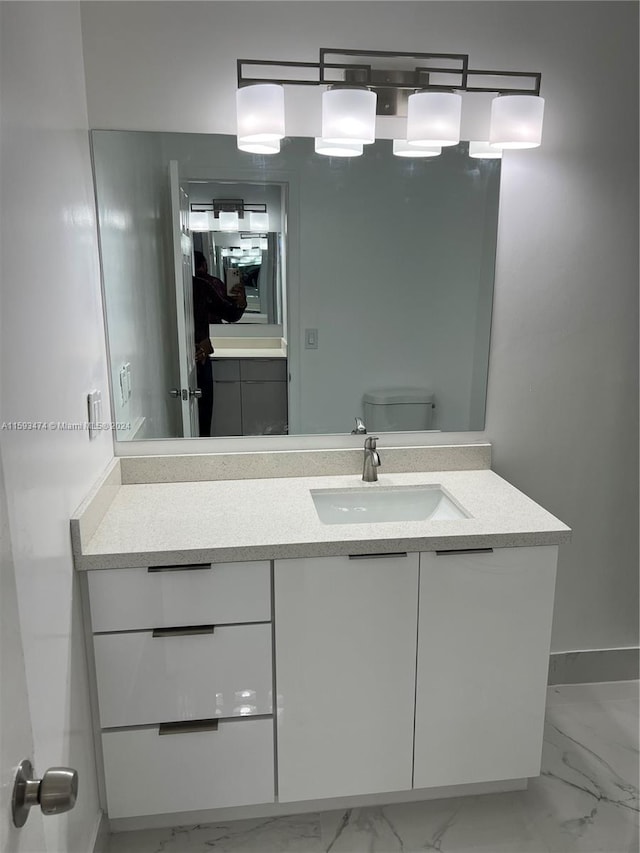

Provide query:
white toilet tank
left=362, top=388, right=435, bottom=432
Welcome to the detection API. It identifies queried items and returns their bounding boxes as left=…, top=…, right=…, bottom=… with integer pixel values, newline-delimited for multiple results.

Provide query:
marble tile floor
left=106, top=681, right=639, bottom=853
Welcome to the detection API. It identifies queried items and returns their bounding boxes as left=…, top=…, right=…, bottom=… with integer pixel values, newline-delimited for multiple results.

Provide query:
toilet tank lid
left=363, top=388, right=434, bottom=405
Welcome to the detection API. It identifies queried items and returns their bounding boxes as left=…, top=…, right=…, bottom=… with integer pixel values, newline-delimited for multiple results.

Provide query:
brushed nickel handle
left=158, top=719, right=219, bottom=736
left=147, top=563, right=211, bottom=573
left=189, top=387, right=203, bottom=399
left=349, top=552, right=408, bottom=560
left=435, top=548, right=494, bottom=556
left=152, top=625, right=215, bottom=638
left=12, top=760, right=78, bottom=827
left=168, top=388, right=181, bottom=398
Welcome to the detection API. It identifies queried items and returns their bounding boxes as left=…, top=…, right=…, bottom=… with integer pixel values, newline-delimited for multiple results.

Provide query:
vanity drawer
left=102, top=718, right=274, bottom=818
left=87, top=561, right=271, bottom=632
left=94, top=623, right=272, bottom=728
left=240, top=358, right=287, bottom=382
left=212, top=359, right=240, bottom=381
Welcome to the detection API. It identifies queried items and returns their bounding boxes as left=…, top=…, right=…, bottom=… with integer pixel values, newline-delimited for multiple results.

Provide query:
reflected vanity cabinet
left=84, top=545, right=558, bottom=822
left=84, top=560, right=275, bottom=820
left=211, top=357, right=288, bottom=436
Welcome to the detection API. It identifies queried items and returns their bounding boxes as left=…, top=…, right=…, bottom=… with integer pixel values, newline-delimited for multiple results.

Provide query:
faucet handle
left=364, top=436, right=378, bottom=450
left=351, top=417, right=367, bottom=435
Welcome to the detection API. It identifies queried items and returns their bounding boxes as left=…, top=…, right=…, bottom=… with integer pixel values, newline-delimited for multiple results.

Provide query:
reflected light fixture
left=235, top=49, right=544, bottom=156
left=468, top=141, right=503, bottom=159
left=249, top=211, right=269, bottom=230
left=219, top=211, right=239, bottom=231
left=314, top=137, right=363, bottom=157
left=189, top=211, right=211, bottom=231
left=393, top=139, right=442, bottom=158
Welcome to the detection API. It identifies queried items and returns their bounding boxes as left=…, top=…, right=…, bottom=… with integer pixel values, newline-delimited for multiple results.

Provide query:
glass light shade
left=249, top=211, right=269, bottom=230
left=219, top=211, right=239, bottom=232
left=393, top=140, right=442, bottom=158
left=469, top=141, right=503, bottom=159
left=259, top=238, right=268, bottom=250
left=240, top=239, right=253, bottom=250
left=489, top=95, right=544, bottom=149
left=314, top=137, right=363, bottom=157
left=407, top=91, right=462, bottom=147
left=236, top=84, right=285, bottom=143
left=189, top=211, right=211, bottom=231
left=321, top=88, right=377, bottom=145
left=237, top=139, right=280, bottom=155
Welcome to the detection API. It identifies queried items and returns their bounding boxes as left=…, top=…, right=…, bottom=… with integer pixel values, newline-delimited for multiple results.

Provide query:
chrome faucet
left=351, top=417, right=367, bottom=435
left=362, top=436, right=381, bottom=482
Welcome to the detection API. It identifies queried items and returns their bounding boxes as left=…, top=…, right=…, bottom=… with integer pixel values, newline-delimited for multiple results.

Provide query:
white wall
left=0, top=3, right=113, bottom=850
left=92, top=131, right=181, bottom=440
left=79, top=1, right=638, bottom=652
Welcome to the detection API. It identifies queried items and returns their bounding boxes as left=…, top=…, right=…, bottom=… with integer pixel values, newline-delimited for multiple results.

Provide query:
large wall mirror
left=91, top=131, right=500, bottom=441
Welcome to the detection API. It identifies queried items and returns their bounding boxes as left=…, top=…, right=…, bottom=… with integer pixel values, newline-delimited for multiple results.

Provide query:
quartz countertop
left=72, top=469, right=571, bottom=570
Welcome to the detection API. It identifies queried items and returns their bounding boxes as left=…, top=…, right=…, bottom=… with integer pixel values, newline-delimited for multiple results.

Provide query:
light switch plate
left=124, top=362, right=131, bottom=399
left=87, top=390, right=102, bottom=440
left=305, top=328, right=318, bottom=349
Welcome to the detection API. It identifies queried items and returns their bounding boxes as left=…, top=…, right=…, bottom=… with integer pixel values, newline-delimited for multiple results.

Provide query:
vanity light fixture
left=235, top=48, right=543, bottom=155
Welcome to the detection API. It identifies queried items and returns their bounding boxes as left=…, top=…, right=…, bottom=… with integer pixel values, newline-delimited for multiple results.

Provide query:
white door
left=274, top=553, right=418, bottom=803
left=0, top=455, right=46, bottom=853
left=169, top=160, right=198, bottom=437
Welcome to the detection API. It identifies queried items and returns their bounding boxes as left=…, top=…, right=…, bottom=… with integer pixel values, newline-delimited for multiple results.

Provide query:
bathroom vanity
left=71, top=445, right=570, bottom=830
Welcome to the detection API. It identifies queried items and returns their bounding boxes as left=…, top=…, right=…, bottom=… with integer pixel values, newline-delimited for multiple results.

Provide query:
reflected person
left=193, top=251, right=247, bottom=436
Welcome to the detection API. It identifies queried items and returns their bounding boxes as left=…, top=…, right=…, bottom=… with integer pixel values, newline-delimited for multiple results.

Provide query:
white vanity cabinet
left=274, top=553, right=419, bottom=802
left=414, top=546, right=558, bottom=789
left=85, top=560, right=275, bottom=819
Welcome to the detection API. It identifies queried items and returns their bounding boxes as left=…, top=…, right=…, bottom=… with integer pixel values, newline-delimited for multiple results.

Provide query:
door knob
left=168, top=388, right=181, bottom=398
left=12, top=759, right=78, bottom=827
left=189, top=388, right=203, bottom=399
left=169, top=388, right=188, bottom=400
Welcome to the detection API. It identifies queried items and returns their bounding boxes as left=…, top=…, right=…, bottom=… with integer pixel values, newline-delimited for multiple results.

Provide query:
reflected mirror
left=91, top=131, right=500, bottom=441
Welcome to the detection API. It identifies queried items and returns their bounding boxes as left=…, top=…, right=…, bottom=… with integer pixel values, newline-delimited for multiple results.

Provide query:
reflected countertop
left=210, top=336, right=287, bottom=359
left=71, top=468, right=571, bottom=571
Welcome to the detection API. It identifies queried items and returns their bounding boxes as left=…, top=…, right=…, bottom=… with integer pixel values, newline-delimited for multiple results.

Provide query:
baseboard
left=90, top=810, right=109, bottom=853
left=548, top=647, right=639, bottom=685
left=109, top=778, right=527, bottom=833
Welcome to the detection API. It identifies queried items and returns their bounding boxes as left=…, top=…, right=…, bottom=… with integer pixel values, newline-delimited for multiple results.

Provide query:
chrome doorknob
left=168, top=388, right=181, bottom=398
left=189, top=388, right=203, bottom=399
left=12, top=759, right=78, bottom=827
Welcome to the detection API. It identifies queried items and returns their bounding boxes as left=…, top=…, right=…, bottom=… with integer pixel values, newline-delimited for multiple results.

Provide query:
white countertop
left=72, top=468, right=571, bottom=570
left=210, top=348, right=287, bottom=359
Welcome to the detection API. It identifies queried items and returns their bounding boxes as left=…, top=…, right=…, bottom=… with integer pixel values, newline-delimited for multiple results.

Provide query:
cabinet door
left=212, top=380, right=242, bottom=436
left=240, top=381, right=288, bottom=435
left=275, top=553, right=418, bottom=803
left=414, top=546, right=558, bottom=789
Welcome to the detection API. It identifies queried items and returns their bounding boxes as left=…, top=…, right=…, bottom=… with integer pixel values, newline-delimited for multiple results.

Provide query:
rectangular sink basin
left=311, top=485, right=469, bottom=525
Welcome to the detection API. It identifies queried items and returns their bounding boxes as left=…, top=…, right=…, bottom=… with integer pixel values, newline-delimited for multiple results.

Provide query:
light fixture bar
left=237, top=48, right=541, bottom=97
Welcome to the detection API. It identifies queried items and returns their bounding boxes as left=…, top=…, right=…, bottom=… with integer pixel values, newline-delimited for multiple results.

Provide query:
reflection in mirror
left=91, top=131, right=500, bottom=442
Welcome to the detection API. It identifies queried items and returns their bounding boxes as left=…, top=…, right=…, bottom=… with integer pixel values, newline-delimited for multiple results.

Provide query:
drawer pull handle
left=147, top=563, right=211, bottom=573
left=349, top=552, right=408, bottom=560
left=158, top=719, right=219, bottom=736
left=435, top=548, right=494, bottom=556
left=152, top=625, right=215, bottom=638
